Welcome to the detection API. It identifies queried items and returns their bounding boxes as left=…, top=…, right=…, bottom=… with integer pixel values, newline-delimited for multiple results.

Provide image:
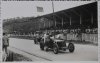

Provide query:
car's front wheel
left=53, top=43, right=59, bottom=54
left=68, top=43, right=75, bottom=53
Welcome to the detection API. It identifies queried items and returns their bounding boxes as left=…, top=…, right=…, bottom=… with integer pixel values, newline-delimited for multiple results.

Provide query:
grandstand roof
left=36, top=2, right=97, bottom=29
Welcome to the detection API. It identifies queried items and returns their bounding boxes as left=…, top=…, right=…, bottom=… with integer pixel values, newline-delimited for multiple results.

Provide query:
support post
left=91, top=13, right=93, bottom=25
left=70, top=17, right=72, bottom=26
left=80, top=15, right=82, bottom=25
left=62, top=17, right=63, bottom=28
left=49, top=21, right=51, bottom=28
left=55, top=18, right=56, bottom=27
left=62, top=17, right=64, bottom=31
left=44, top=21, right=45, bottom=28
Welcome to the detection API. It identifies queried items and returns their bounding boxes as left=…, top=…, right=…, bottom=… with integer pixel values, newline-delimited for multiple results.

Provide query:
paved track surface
left=9, top=38, right=98, bottom=61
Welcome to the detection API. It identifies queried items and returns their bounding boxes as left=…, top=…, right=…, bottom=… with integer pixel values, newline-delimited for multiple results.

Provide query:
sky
left=1, top=1, right=95, bottom=19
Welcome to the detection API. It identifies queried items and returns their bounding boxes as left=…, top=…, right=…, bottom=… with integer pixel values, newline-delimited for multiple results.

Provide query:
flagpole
left=52, top=1, right=56, bottom=27
left=52, top=1, right=56, bottom=37
left=52, top=1, right=54, bottom=15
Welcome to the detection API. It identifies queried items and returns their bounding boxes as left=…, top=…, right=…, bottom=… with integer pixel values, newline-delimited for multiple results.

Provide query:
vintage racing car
left=40, top=37, right=75, bottom=54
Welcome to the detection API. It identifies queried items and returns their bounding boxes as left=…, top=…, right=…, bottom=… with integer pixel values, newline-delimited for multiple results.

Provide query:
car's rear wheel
left=68, top=43, right=75, bottom=52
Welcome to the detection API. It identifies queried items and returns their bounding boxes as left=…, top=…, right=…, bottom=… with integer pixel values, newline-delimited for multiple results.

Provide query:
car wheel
left=53, top=43, right=58, bottom=54
left=68, top=43, right=75, bottom=53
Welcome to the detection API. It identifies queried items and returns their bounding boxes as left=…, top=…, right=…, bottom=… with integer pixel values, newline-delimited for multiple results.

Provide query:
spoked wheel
left=68, top=43, right=75, bottom=53
left=53, top=43, right=58, bottom=54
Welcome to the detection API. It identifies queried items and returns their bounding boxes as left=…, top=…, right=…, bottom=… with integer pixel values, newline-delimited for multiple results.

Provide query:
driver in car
left=56, top=32, right=66, bottom=40
left=44, top=33, right=53, bottom=47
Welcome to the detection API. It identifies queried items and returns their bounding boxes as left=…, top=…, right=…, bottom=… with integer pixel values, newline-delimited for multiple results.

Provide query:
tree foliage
left=3, top=17, right=54, bottom=34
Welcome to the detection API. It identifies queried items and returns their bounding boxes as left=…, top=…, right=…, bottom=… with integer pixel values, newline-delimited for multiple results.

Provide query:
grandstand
left=35, top=2, right=97, bottom=33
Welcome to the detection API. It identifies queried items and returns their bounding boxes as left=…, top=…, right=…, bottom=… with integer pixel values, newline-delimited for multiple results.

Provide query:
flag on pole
left=37, top=7, right=44, bottom=12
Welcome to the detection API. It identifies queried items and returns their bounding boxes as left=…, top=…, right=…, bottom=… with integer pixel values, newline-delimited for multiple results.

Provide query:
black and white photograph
left=1, top=0, right=99, bottom=62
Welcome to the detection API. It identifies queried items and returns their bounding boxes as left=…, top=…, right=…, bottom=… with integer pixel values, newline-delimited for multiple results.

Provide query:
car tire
left=53, top=43, right=58, bottom=54
left=68, top=43, right=75, bottom=53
